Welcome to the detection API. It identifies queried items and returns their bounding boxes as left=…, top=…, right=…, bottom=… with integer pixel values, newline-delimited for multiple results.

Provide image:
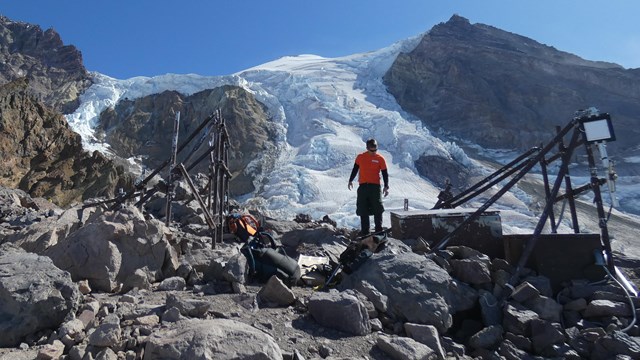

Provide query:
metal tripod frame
left=429, top=111, right=618, bottom=283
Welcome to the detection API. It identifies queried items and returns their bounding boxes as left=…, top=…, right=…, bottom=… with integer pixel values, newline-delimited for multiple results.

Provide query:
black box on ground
left=390, top=209, right=503, bottom=258
left=503, top=233, right=605, bottom=292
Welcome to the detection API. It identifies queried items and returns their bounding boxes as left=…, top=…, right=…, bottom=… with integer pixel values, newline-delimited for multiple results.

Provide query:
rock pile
left=1, top=187, right=639, bottom=359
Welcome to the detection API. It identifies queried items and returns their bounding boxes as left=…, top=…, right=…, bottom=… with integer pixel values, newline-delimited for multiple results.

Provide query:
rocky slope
left=384, top=15, right=640, bottom=164
left=0, top=78, right=133, bottom=206
left=0, top=187, right=639, bottom=360
left=0, top=15, right=91, bottom=114
left=96, top=85, right=277, bottom=196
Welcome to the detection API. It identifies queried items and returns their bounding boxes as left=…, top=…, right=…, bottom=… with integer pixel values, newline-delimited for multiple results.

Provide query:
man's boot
left=374, top=213, right=383, bottom=233
left=359, top=216, right=370, bottom=236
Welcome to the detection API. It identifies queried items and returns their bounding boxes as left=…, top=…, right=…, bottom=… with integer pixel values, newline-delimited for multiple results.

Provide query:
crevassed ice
left=66, top=33, right=535, bottom=230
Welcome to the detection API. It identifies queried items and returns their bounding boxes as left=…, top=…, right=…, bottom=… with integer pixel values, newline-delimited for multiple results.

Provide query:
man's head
left=366, top=138, right=378, bottom=152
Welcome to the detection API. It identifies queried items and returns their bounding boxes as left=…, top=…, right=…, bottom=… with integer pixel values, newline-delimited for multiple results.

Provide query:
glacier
left=65, top=33, right=622, bottom=234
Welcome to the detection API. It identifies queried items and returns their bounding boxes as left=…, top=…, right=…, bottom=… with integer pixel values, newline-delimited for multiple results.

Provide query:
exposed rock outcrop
left=415, top=154, right=470, bottom=190
left=0, top=79, right=133, bottom=206
left=0, top=246, right=81, bottom=347
left=0, top=15, right=91, bottom=113
left=338, top=243, right=478, bottom=333
left=45, top=205, right=178, bottom=292
left=384, top=15, right=640, bottom=159
left=145, top=319, right=283, bottom=360
left=96, top=85, right=277, bottom=196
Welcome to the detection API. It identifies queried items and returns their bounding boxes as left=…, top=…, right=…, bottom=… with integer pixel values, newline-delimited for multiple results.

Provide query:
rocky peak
left=96, top=85, right=277, bottom=196
left=426, top=15, right=621, bottom=69
left=384, top=15, right=640, bottom=157
left=0, top=15, right=91, bottom=113
left=433, top=14, right=473, bottom=35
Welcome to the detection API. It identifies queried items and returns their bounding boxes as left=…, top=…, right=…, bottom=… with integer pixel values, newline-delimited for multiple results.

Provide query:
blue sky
left=2, top=1, right=639, bottom=79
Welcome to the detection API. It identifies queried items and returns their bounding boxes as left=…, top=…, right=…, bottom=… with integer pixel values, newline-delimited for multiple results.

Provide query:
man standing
left=348, top=138, right=389, bottom=235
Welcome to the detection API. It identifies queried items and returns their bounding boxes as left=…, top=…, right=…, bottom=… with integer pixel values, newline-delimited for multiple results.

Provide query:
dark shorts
left=356, top=183, right=384, bottom=216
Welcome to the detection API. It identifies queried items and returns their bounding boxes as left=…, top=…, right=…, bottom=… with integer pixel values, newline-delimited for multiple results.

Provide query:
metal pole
left=555, top=125, right=580, bottom=233
left=434, top=147, right=539, bottom=209
left=502, top=127, right=582, bottom=294
left=449, top=157, right=535, bottom=209
left=165, top=111, right=180, bottom=226
left=208, top=126, right=216, bottom=209
left=177, top=163, right=217, bottom=247
left=539, top=156, right=556, bottom=231
left=219, top=128, right=230, bottom=246
left=585, top=142, right=616, bottom=272
left=430, top=119, right=578, bottom=253
left=563, top=156, right=580, bottom=234
left=109, top=112, right=216, bottom=210
left=555, top=179, right=607, bottom=202
left=215, top=123, right=225, bottom=247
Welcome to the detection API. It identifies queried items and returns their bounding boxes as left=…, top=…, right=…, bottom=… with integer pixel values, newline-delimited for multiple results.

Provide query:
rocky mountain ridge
left=384, top=15, right=640, bottom=164
left=0, top=15, right=91, bottom=114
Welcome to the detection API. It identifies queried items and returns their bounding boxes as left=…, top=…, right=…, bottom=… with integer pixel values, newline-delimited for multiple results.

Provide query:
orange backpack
left=227, top=213, right=260, bottom=242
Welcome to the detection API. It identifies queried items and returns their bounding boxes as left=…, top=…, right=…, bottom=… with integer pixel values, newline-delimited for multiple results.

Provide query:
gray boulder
left=222, top=253, right=248, bottom=284
left=478, top=290, right=502, bottom=326
left=144, top=318, right=283, bottom=359
left=511, top=282, right=540, bottom=303
left=594, top=331, right=640, bottom=358
left=88, top=314, right=122, bottom=348
left=376, top=334, right=439, bottom=360
left=355, top=280, right=389, bottom=313
left=308, top=290, right=371, bottom=335
left=200, top=247, right=241, bottom=282
left=37, top=340, right=65, bottom=360
left=523, top=295, right=562, bottom=322
left=166, top=292, right=211, bottom=318
left=0, top=249, right=81, bottom=347
left=258, top=275, right=296, bottom=307
left=404, top=323, right=446, bottom=359
left=530, top=319, right=565, bottom=355
left=503, top=303, right=539, bottom=337
left=498, top=339, right=537, bottom=360
left=339, top=243, right=477, bottom=332
left=450, top=258, right=492, bottom=285
left=584, top=299, right=633, bottom=318
left=157, top=276, right=186, bottom=291
left=3, top=204, right=97, bottom=254
left=469, top=325, right=503, bottom=350
left=45, top=206, right=176, bottom=292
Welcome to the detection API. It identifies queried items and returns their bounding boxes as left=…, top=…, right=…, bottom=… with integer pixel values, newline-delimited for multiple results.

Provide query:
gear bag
left=227, top=213, right=260, bottom=242
left=240, top=232, right=301, bottom=286
left=339, top=233, right=388, bottom=274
